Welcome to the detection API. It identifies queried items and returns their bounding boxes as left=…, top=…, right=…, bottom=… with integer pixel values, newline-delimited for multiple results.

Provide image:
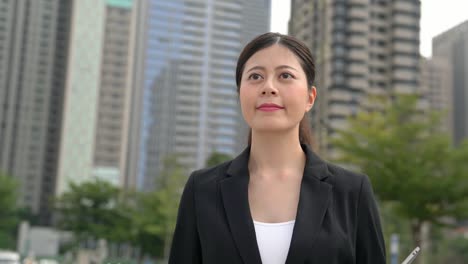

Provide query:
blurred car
left=0, top=251, right=20, bottom=264
left=38, top=260, right=58, bottom=264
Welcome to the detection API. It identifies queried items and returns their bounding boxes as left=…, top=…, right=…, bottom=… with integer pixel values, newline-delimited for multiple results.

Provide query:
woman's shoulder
left=189, top=159, right=234, bottom=186
left=323, top=161, right=370, bottom=195
left=305, top=144, right=369, bottom=195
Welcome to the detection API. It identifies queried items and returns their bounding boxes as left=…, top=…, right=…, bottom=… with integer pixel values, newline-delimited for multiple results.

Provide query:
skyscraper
left=420, top=57, right=453, bottom=135
left=433, top=20, right=468, bottom=145
left=56, top=0, right=136, bottom=194
left=289, top=0, right=421, bottom=157
left=128, top=0, right=270, bottom=190
left=0, top=0, right=72, bottom=224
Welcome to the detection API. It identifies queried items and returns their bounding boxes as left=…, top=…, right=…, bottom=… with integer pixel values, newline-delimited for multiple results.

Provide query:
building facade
left=128, top=0, right=270, bottom=190
left=420, top=57, right=453, bottom=135
left=433, top=20, right=468, bottom=145
left=0, top=0, right=72, bottom=224
left=56, top=0, right=136, bottom=194
left=289, top=0, right=421, bottom=157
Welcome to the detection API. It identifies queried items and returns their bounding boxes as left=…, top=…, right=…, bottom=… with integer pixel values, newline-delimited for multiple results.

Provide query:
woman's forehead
left=244, top=45, right=303, bottom=71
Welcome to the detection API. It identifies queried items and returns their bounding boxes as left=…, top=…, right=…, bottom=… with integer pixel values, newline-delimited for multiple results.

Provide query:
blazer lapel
left=286, top=145, right=333, bottom=264
left=220, top=146, right=262, bottom=264
left=220, top=145, right=332, bottom=264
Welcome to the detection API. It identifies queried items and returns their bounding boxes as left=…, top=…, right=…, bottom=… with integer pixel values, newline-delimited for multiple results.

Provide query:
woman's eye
left=280, top=73, right=294, bottom=79
left=248, top=73, right=262, bottom=80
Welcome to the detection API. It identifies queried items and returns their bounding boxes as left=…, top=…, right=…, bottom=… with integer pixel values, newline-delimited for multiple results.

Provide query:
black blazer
left=169, top=144, right=386, bottom=263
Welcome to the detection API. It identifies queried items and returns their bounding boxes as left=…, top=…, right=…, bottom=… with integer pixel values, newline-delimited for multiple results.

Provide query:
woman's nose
left=261, top=90, right=277, bottom=95
left=260, top=80, right=278, bottom=95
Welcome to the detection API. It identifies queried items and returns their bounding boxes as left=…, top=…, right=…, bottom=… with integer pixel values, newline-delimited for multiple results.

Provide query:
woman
left=169, top=32, right=386, bottom=264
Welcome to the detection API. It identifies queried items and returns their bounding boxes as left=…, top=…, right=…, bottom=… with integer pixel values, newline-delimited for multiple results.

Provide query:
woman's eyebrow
left=246, top=65, right=265, bottom=73
left=246, top=65, right=298, bottom=73
left=275, top=65, right=298, bottom=72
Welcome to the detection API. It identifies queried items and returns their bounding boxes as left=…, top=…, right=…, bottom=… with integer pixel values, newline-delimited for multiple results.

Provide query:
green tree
left=0, top=173, right=19, bottom=249
left=206, top=152, right=232, bottom=167
left=130, top=190, right=165, bottom=261
left=430, top=233, right=468, bottom=264
left=131, top=155, right=188, bottom=260
left=332, top=94, right=468, bottom=253
left=54, top=179, right=131, bottom=246
left=154, top=155, right=187, bottom=258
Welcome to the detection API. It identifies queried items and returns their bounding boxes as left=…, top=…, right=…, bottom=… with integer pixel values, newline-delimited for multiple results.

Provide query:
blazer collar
left=221, top=144, right=333, bottom=264
left=226, top=144, right=330, bottom=180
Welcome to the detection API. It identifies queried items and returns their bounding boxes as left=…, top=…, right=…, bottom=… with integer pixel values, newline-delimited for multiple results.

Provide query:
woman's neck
left=248, top=130, right=306, bottom=179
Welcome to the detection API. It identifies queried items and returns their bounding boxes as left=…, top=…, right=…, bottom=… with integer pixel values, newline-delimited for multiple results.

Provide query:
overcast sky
left=270, top=0, right=468, bottom=57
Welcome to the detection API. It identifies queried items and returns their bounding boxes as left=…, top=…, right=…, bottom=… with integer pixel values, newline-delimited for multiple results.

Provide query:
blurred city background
left=1, top=0, right=468, bottom=263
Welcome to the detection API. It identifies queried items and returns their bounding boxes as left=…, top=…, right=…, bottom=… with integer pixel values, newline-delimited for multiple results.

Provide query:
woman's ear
left=306, top=86, right=317, bottom=112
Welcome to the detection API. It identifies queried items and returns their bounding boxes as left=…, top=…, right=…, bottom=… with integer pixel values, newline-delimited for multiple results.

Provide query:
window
left=377, top=13, right=386, bottom=19
left=392, top=79, right=418, bottom=85
left=377, top=54, right=386, bottom=60
left=334, top=46, right=345, bottom=56
left=392, top=37, right=419, bottom=45
left=377, top=27, right=387, bottom=33
left=333, top=59, right=345, bottom=70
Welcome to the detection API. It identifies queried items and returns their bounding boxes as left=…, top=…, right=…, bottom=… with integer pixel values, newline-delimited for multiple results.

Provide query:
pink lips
left=257, top=103, right=284, bottom=112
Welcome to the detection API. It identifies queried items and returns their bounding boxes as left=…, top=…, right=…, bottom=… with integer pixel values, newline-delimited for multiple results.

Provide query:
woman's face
left=239, top=44, right=316, bottom=134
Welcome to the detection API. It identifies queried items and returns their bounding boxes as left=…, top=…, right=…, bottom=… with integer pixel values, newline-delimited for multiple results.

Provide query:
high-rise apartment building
left=0, top=0, right=72, bottom=224
left=56, top=0, right=136, bottom=194
left=290, top=0, right=421, bottom=157
left=433, top=20, right=468, bottom=145
left=127, top=0, right=270, bottom=190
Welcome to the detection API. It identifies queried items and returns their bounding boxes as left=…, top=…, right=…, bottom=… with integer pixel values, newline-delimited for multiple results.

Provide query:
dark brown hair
left=235, top=32, right=316, bottom=147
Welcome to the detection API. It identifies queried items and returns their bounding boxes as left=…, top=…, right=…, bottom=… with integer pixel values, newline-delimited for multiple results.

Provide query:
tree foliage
left=54, top=179, right=131, bottom=244
left=206, top=152, right=232, bottom=167
left=53, top=155, right=189, bottom=261
left=0, top=172, right=19, bottom=249
left=153, top=155, right=188, bottom=258
left=430, top=234, right=468, bottom=264
left=332, top=94, right=468, bottom=248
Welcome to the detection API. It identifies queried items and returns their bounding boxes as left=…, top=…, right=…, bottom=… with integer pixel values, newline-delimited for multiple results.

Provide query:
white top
left=253, top=220, right=295, bottom=264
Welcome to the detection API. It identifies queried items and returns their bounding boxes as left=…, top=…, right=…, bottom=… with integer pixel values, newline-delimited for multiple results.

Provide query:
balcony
left=348, top=35, right=368, bottom=47
left=348, top=20, right=368, bottom=33
left=329, top=91, right=348, bottom=101
left=392, top=27, right=418, bottom=41
left=392, top=70, right=418, bottom=82
left=392, top=56, right=418, bottom=68
left=392, top=1, right=419, bottom=13
left=392, top=13, right=419, bottom=26
left=349, top=8, right=368, bottom=19
left=347, top=63, right=368, bottom=76
left=329, top=103, right=351, bottom=117
left=393, top=83, right=418, bottom=94
left=347, top=48, right=367, bottom=61
left=392, top=41, right=418, bottom=54
left=347, top=77, right=368, bottom=90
